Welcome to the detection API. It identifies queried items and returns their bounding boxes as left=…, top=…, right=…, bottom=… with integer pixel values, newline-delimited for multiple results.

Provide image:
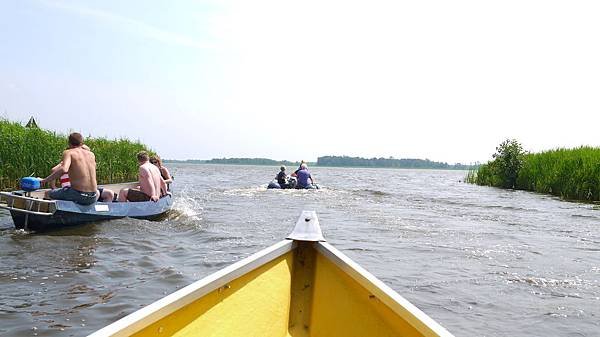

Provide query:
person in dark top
left=150, top=155, right=173, bottom=191
left=149, top=156, right=172, bottom=184
left=276, top=166, right=289, bottom=188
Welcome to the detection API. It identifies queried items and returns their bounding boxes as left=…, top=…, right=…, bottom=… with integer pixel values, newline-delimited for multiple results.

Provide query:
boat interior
left=130, top=243, right=436, bottom=337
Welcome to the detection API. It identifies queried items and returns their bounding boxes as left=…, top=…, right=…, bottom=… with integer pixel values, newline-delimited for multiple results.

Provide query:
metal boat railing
left=0, top=192, right=56, bottom=231
left=0, top=192, right=56, bottom=216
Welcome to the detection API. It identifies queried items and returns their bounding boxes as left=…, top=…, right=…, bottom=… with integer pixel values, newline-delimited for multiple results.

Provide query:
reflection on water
left=0, top=164, right=599, bottom=336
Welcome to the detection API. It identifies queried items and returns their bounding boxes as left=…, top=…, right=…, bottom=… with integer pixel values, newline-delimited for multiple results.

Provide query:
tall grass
left=516, top=147, right=600, bottom=201
left=469, top=146, right=600, bottom=202
left=0, top=119, right=154, bottom=190
left=464, top=168, right=478, bottom=184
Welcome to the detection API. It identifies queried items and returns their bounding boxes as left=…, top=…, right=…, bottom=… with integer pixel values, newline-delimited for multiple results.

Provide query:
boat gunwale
left=315, top=241, right=454, bottom=337
left=88, top=239, right=297, bottom=337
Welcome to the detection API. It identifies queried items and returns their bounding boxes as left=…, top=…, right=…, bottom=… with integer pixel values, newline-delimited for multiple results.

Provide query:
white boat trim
left=315, top=242, right=455, bottom=337
left=88, top=239, right=296, bottom=337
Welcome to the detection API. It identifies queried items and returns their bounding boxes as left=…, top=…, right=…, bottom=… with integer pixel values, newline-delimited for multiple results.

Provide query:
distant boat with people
left=0, top=180, right=172, bottom=232
left=268, top=163, right=319, bottom=189
left=267, top=177, right=319, bottom=189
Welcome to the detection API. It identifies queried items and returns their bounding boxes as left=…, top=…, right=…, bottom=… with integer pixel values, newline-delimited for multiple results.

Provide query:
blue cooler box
left=20, top=177, right=41, bottom=192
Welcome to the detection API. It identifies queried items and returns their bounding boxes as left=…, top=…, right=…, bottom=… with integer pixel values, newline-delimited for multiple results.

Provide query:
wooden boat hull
left=90, top=212, right=453, bottom=337
left=0, top=184, right=172, bottom=232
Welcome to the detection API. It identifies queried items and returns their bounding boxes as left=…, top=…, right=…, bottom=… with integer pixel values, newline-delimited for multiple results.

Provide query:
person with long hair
left=149, top=155, right=173, bottom=186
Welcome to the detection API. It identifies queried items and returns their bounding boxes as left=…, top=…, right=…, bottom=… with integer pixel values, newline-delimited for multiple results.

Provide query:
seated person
left=291, top=161, right=309, bottom=178
left=149, top=155, right=173, bottom=190
left=40, top=133, right=98, bottom=205
left=118, top=151, right=167, bottom=202
left=48, top=144, right=91, bottom=189
left=295, top=164, right=315, bottom=189
left=47, top=145, right=114, bottom=202
left=275, top=166, right=289, bottom=188
left=293, top=160, right=306, bottom=176
left=97, top=187, right=115, bottom=203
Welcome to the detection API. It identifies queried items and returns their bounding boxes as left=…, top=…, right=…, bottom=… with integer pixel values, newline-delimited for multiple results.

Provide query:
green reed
left=0, top=119, right=154, bottom=190
left=516, top=147, right=600, bottom=201
left=469, top=146, right=600, bottom=201
left=464, top=168, right=478, bottom=184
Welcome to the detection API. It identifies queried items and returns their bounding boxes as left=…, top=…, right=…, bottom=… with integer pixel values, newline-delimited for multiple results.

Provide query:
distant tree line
left=165, top=156, right=475, bottom=170
left=316, top=156, right=475, bottom=170
left=164, top=158, right=304, bottom=166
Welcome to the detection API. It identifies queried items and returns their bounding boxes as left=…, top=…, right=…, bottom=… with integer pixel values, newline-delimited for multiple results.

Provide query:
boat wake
left=222, top=186, right=271, bottom=197
left=169, top=196, right=203, bottom=222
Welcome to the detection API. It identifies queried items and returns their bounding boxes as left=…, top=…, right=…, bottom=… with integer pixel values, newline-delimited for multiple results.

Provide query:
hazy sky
left=1, top=0, right=599, bottom=164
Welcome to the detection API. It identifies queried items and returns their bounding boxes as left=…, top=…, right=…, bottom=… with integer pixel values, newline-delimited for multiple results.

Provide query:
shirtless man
left=40, top=133, right=98, bottom=205
left=118, top=151, right=166, bottom=202
left=47, top=144, right=114, bottom=202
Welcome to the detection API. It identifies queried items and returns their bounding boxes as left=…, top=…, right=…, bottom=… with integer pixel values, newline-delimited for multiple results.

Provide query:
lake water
left=0, top=164, right=599, bottom=336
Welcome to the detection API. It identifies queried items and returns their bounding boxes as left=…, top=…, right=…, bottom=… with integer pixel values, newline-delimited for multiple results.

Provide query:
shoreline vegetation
left=0, top=118, right=155, bottom=191
left=166, top=156, right=476, bottom=170
left=466, top=139, right=600, bottom=202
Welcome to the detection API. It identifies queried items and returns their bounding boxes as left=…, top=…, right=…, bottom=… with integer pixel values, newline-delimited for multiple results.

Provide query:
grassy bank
left=0, top=119, right=154, bottom=190
left=467, top=141, right=600, bottom=201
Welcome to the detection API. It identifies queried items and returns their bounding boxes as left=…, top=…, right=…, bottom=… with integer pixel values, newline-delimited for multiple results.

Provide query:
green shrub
left=468, top=139, right=525, bottom=189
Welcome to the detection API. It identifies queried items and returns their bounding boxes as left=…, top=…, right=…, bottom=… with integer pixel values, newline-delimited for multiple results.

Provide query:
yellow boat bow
left=90, top=211, right=454, bottom=337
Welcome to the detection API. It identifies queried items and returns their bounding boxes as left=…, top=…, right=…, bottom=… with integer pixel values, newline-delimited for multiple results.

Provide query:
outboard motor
left=20, top=177, right=41, bottom=192
left=287, top=177, right=298, bottom=189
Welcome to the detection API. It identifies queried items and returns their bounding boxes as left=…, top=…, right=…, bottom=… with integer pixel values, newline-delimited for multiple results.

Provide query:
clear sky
left=1, top=0, right=599, bottom=164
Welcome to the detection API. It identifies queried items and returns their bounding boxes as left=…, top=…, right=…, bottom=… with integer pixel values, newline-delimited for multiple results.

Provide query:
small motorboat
left=268, top=176, right=298, bottom=189
left=268, top=177, right=319, bottom=189
left=0, top=179, right=172, bottom=232
left=89, top=211, right=454, bottom=337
